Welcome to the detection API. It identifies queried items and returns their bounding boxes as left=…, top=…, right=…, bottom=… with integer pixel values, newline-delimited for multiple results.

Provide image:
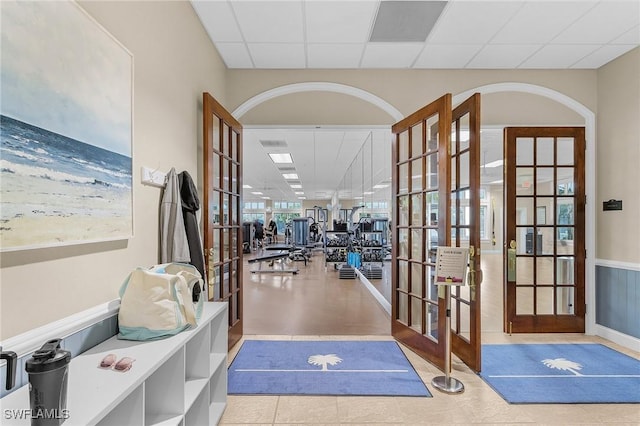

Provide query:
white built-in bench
left=1, top=302, right=228, bottom=426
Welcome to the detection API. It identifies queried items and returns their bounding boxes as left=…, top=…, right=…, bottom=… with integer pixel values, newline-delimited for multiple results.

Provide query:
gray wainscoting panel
left=596, top=265, right=640, bottom=339
left=1, top=315, right=118, bottom=398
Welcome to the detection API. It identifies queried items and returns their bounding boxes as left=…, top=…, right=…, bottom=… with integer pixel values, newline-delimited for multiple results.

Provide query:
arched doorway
left=235, top=81, right=595, bottom=337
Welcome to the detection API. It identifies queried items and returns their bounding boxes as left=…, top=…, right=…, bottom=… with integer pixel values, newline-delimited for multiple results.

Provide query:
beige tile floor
left=220, top=250, right=640, bottom=425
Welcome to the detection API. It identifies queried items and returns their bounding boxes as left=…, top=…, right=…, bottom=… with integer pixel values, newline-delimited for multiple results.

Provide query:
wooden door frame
left=449, top=93, right=482, bottom=372
left=391, top=94, right=451, bottom=371
left=203, top=92, right=244, bottom=349
left=503, top=126, right=586, bottom=333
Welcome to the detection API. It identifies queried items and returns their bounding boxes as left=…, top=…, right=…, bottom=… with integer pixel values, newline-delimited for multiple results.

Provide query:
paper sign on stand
left=435, top=247, right=469, bottom=286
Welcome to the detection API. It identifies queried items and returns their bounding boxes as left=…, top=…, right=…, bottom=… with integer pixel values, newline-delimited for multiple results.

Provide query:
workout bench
left=248, top=250, right=299, bottom=274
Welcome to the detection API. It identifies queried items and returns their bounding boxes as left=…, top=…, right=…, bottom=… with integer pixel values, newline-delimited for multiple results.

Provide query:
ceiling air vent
left=370, top=1, right=447, bottom=42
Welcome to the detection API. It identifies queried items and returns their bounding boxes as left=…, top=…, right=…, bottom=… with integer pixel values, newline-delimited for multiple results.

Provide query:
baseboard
left=355, top=269, right=391, bottom=316
left=594, top=324, right=640, bottom=352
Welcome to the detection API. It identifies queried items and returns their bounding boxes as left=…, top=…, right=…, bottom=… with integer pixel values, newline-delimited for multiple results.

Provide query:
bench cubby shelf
left=1, top=302, right=228, bottom=426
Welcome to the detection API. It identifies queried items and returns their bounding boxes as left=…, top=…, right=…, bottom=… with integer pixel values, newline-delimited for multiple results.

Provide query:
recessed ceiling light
left=243, top=184, right=252, bottom=189
left=251, top=191, right=263, bottom=195
left=298, top=196, right=306, bottom=200
left=295, top=191, right=304, bottom=195
left=282, top=173, right=299, bottom=179
left=364, top=191, right=375, bottom=195
left=489, top=179, right=503, bottom=184
left=290, top=184, right=302, bottom=189
left=354, top=196, right=363, bottom=199
left=261, top=196, right=270, bottom=199
left=269, top=153, right=293, bottom=164
left=373, top=184, right=389, bottom=189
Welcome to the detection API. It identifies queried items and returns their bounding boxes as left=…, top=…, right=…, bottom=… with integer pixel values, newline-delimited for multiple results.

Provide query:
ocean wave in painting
left=0, top=114, right=132, bottom=248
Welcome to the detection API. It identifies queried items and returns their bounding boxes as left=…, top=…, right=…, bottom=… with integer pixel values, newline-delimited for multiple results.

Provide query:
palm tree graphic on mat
left=542, top=358, right=583, bottom=376
left=308, top=354, right=343, bottom=371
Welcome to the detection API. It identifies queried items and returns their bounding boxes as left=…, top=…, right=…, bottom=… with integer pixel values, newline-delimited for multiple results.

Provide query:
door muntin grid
left=513, top=135, right=577, bottom=316
left=395, top=114, right=441, bottom=341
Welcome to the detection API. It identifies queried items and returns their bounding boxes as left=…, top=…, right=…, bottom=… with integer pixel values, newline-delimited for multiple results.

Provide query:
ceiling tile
left=361, top=43, right=424, bottom=68
left=491, top=1, right=597, bottom=44
left=191, top=0, right=243, bottom=42
left=520, top=44, right=601, bottom=69
left=232, top=0, right=304, bottom=43
left=428, top=1, right=522, bottom=44
left=467, top=44, right=540, bottom=68
left=413, top=44, right=483, bottom=68
left=612, top=25, right=640, bottom=45
left=554, top=1, right=640, bottom=44
left=305, top=1, right=379, bottom=43
left=215, top=43, right=254, bottom=68
left=307, top=44, right=365, bottom=68
left=247, top=43, right=306, bottom=68
left=571, top=44, right=639, bottom=69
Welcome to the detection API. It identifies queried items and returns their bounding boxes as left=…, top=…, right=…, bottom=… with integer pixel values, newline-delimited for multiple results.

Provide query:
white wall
left=0, top=1, right=228, bottom=339
left=596, top=47, right=640, bottom=263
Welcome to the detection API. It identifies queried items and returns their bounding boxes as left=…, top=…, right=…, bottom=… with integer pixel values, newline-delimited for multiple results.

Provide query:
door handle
left=468, top=245, right=478, bottom=301
left=207, top=248, right=215, bottom=299
left=507, top=240, right=517, bottom=281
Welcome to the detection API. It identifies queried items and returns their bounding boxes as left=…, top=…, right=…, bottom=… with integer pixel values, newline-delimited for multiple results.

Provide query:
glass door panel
left=504, top=127, right=585, bottom=333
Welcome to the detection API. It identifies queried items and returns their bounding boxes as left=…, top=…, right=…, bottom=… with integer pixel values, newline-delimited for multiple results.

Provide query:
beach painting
left=0, top=0, right=133, bottom=251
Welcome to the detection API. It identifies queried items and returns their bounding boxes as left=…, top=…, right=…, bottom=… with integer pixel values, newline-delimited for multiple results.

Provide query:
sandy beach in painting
left=0, top=171, right=131, bottom=248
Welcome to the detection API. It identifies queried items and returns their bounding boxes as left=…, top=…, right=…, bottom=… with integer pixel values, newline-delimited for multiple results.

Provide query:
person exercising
left=310, top=221, right=319, bottom=242
left=266, top=218, right=278, bottom=244
left=253, top=219, right=264, bottom=248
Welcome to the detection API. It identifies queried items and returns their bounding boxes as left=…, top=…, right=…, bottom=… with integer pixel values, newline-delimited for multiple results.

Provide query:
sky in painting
left=1, top=0, right=132, bottom=156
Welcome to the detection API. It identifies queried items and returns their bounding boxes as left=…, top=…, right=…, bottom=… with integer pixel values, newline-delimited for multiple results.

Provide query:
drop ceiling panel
left=307, top=44, right=365, bottom=68
left=215, top=43, right=253, bottom=68
left=520, top=44, right=600, bottom=69
left=361, top=43, right=424, bottom=68
left=491, top=1, right=597, bottom=44
left=613, top=25, right=640, bottom=44
left=571, top=44, right=639, bottom=69
left=467, top=44, right=540, bottom=68
left=305, top=1, right=378, bottom=43
left=232, top=0, right=304, bottom=43
left=428, top=1, right=522, bottom=44
left=248, top=43, right=306, bottom=68
left=414, top=43, right=482, bottom=68
left=191, top=1, right=243, bottom=42
left=554, top=1, right=640, bottom=44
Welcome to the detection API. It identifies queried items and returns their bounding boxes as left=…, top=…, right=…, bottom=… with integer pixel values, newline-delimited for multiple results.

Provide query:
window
left=243, top=201, right=265, bottom=210
left=364, top=201, right=389, bottom=209
left=242, top=213, right=265, bottom=224
left=273, top=212, right=301, bottom=234
left=273, top=201, right=301, bottom=210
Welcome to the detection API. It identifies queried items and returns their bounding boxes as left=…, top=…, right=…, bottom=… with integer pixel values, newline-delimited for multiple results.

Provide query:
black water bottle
left=25, top=339, right=71, bottom=426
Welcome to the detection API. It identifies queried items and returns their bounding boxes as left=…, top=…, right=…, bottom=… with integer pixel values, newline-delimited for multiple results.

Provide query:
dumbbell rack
left=324, top=230, right=352, bottom=269
left=356, top=231, right=385, bottom=267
